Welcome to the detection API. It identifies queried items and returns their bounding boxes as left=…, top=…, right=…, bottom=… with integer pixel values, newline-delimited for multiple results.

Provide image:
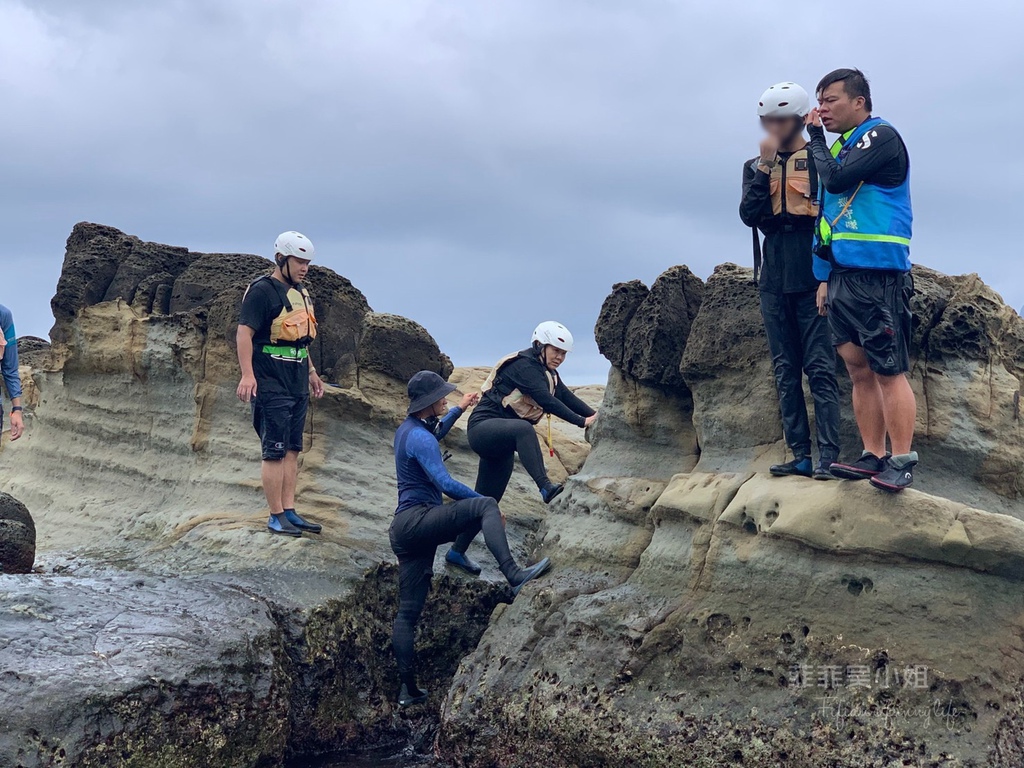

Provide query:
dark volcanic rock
left=595, top=280, right=649, bottom=370
left=16, top=336, right=51, bottom=369
left=0, top=492, right=34, bottom=573
left=358, top=312, right=454, bottom=382
left=51, top=223, right=138, bottom=343
left=169, top=253, right=271, bottom=315
left=305, top=265, right=372, bottom=384
left=620, top=265, right=704, bottom=389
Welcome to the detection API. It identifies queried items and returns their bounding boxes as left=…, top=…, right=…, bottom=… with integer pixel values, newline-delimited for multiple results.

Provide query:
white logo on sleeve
left=856, top=130, right=879, bottom=150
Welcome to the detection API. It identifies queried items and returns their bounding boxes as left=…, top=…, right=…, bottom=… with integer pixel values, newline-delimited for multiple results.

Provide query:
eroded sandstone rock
left=439, top=261, right=1024, bottom=767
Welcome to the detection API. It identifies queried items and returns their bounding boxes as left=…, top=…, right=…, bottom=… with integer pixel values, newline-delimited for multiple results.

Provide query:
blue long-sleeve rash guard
left=0, top=305, right=22, bottom=402
left=394, top=407, right=481, bottom=513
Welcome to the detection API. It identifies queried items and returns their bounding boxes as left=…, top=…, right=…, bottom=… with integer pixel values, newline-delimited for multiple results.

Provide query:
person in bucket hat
left=389, top=370, right=552, bottom=707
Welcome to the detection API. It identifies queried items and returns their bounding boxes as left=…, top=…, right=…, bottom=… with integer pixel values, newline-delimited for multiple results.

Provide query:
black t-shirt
left=739, top=151, right=819, bottom=295
left=239, top=277, right=310, bottom=398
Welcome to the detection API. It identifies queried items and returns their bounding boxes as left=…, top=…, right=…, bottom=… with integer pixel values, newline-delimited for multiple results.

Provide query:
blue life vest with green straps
left=816, top=117, right=912, bottom=272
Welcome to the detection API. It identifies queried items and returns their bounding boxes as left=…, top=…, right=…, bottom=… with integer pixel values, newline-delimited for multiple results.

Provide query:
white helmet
left=274, top=231, right=315, bottom=261
left=532, top=321, right=574, bottom=353
left=757, top=82, right=811, bottom=118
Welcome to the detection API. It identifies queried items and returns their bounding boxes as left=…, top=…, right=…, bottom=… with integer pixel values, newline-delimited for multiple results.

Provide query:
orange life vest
left=247, top=276, right=318, bottom=347
left=480, top=352, right=556, bottom=425
left=769, top=148, right=818, bottom=218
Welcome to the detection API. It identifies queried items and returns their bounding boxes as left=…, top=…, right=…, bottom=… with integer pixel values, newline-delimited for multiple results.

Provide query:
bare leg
left=261, top=459, right=286, bottom=514
left=282, top=451, right=300, bottom=510
left=877, top=373, right=916, bottom=455
left=837, top=342, right=887, bottom=457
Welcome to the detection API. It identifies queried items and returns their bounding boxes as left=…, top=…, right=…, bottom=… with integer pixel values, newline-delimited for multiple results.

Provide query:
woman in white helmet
left=442, top=322, right=597, bottom=575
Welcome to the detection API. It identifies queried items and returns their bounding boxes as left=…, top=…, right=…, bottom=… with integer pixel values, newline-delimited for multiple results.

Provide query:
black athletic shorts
left=827, top=269, right=913, bottom=376
left=252, top=393, right=308, bottom=460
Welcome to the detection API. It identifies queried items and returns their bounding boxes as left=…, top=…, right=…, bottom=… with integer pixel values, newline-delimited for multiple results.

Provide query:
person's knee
left=509, top=419, right=535, bottom=437
left=876, top=372, right=912, bottom=392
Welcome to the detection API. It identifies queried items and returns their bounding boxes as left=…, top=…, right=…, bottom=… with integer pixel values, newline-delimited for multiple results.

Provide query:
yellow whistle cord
left=547, top=415, right=554, bottom=457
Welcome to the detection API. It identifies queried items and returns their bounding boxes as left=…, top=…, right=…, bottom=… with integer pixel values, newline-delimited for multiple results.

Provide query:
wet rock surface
left=0, top=573, right=288, bottom=768
left=439, top=262, right=1024, bottom=767
left=0, top=492, right=35, bottom=574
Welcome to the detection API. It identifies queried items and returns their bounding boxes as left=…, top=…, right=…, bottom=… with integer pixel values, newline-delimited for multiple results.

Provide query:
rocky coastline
left=2, top=225, right=1023, bottom=767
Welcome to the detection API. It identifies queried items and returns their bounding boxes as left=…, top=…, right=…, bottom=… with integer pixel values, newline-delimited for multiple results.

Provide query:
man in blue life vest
left=807, top=68, right=918, bottom=492
left=0, top=304, right=25, bottom=443
left=740, top=82, right=841, bottom=480
left=236, top=231, right=326, bottom=535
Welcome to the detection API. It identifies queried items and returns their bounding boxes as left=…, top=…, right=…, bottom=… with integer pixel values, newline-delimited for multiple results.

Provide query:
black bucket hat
left=407, top=371, right=457, bottom=415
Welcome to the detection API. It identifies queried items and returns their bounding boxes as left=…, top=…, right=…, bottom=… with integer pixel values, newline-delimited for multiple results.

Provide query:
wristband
left=10, top=406, right=22, bottom=412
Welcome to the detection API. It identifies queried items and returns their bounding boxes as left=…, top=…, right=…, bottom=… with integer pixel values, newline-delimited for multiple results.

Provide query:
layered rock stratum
left=0, top=223, right=596, bottom=767
left=440, top=264, right=1024, bottom=767
left=3, top=225, right=1023, bottom=768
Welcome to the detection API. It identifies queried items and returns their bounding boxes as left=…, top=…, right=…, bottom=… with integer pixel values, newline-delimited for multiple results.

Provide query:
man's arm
left=808, top=123, right=906, bottom=194
left=0, top=312, right=24, bottom=440
left=432, top=406, right=462, bottom=441
left=236, top=325, right=258, bottom=402
left=739, top=158, right=771, bottom=228
left=409, top=430, right=482, bottom=500
left=432, top=392, right=479, bottom=440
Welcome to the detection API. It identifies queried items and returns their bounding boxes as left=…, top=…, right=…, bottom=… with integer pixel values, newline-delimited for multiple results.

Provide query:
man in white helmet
left=740, top=82, right=841, bottom=480
left=236, top=231, right=326, bottom=536
left=441, top=322, right=597, bottom=575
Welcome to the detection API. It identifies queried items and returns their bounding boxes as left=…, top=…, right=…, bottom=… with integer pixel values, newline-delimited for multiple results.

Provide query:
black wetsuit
left=390, top=411, right=523, bottom=691
left=466, top=348, right=595, bottom=503
left=740, top=151, right=841, bottom=463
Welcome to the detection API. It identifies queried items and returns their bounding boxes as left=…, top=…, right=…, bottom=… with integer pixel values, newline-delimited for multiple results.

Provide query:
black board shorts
left=828, top=269, right=913, bottom=376
left=251, top=393, right=308, bottom=460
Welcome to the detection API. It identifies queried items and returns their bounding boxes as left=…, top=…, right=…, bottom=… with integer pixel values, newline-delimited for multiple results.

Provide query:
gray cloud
left=2, top=0, right=1021, bottom=384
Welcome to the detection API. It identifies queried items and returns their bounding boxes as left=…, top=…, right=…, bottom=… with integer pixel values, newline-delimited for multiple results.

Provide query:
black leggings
left=389, top=497, right=520, bottom=688
left=467, top=417, right=550, bottom=503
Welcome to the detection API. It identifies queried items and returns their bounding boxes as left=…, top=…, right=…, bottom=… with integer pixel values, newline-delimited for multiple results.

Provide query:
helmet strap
left=276, top=254, right=299, bottom=287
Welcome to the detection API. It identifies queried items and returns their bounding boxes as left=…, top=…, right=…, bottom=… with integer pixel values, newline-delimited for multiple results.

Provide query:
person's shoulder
left=857, top=120, right=902, bottom=145
left=742, top=157, right=760, bottom=175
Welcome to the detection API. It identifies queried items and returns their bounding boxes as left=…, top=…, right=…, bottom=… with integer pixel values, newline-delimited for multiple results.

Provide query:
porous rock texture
left=0, top=223, right=594, bottom=767
left=0, top=492, right=35, bottom=573
left=439, top=262, right=1024, bottom=768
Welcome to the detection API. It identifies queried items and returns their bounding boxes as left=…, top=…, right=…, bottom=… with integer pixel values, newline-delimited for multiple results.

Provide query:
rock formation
left=0, top=223, right=594, bottom=766
left=0, top=492, right=35, bottom=573
left=440, top=263, right=1024, bottom=767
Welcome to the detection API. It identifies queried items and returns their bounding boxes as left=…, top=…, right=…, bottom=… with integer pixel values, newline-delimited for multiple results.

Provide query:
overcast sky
left=1, top=0, right=1021, bottom=384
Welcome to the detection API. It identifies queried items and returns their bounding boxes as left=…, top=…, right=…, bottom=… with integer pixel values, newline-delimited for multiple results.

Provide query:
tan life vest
left=480, top=352, right=556, bottom=425
left=248, top=276, right=319, bottom=346
left=769, top=148, right=819, bottom=218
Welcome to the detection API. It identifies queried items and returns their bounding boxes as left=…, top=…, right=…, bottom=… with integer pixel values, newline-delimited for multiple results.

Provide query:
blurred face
left=431, top=397, right=449, bottom=417
left=543, top=345, right=568, bottom=370
left=760, top=115, right=802, bottom=144
left=817, top=82, right=866, bottom=134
